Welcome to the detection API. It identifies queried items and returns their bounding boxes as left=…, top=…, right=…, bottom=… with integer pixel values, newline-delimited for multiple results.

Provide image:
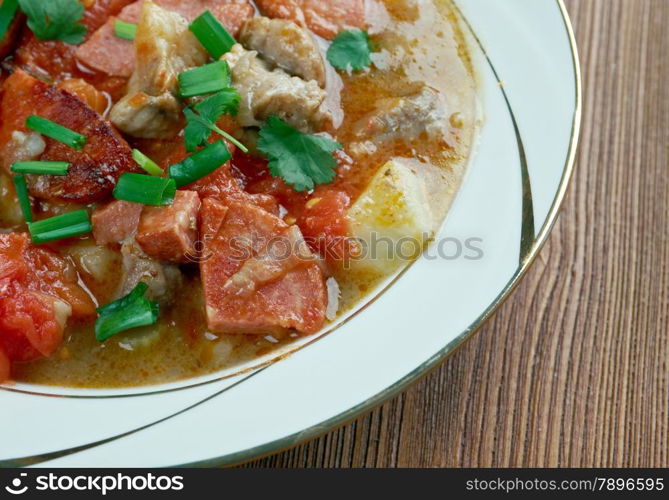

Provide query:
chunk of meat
left=351, top=85, right=452, bottom=155
left=239, top=17, right=326, bottom=87
left=223, top=44, right=329, bottom=132
left=186, top=162, right=280, bottom=215
left=0, top=233, right=96, bottom=371
left=110, top=1, right=209, bottom=138
left=0, top=3, right=23, bottom=60
left=136, top=190, right=200, bottom=263
left=254, top=0, right=368, bottom=40
left=0, top=70, right=137, bottom=203
left=200, top=198, right=327, bottom=335
left=57, top=78, right=110, bottom=115
left=117, top=239, right=183, bottom=304
left=77, top=0, right=254, bottom=78
left=92, top=200, right=143, bottom=245
left=14, top=0, right=136, bottom=79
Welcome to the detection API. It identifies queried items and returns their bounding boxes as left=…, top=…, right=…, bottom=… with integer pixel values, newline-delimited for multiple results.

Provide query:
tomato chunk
left=0, top=233, right=95, bottom=377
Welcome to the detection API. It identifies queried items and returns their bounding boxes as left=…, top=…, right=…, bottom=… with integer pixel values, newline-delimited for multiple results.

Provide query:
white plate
left=0, top=0, right=581, bottom=467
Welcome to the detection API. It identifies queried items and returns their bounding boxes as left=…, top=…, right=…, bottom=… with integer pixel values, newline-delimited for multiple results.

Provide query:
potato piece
left=346, top=159, right=435, bottom=274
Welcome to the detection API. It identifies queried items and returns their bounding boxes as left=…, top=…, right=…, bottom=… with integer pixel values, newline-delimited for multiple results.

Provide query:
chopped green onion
left=12, top=174, right=33, bottom=223
left=28, top=209, right=92, bottom=244
left=114, top=20, right=136, bottom=40
left=113, top=173, right=176, bottom=206
left=95, top=282, right=159, bottom=342
left=189, top=10, right=235, bottom=59
left=168, top=140, right=231, bottom=188
left=132, top=149, right=163, bottom=176
left=0, top=0, right=19, bottom=41
left=178, top=61, right=231, bottom=98
left=26, top=115, right=87, bottom=151
left=11, top=161, right=70, bottom=176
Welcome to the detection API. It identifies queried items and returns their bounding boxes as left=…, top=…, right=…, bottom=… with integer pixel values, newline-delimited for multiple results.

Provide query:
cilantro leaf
left=18, top=0, right=87, bottom=44
left=257, top=116, right=342, bottom=192
left=327, top=29, right=374, bottom=72
left=183, top=89, right=242, bottom=153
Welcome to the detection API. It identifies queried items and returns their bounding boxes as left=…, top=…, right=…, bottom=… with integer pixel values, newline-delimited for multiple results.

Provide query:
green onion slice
left=132, top=149, right=163, bottom=176
left=0, top=0, right=19, bottom=41
left=189, top=10, right=235, bottom=59
left=95, top=282, right=159, bottom=342
left=168, top=140, right=231, bottom=187
left=28, top=209, right=92, bottom=244
left=12, top=174, right=33, bottom=223
left=113, top=173, right=176, bottom=206
left=178, top=61, right=231, bottom=98
left=114, top=20, right=136, bottom=40
left=26, top=115, right=87, bottom=151
left=11, top=161, right=70, bottom=176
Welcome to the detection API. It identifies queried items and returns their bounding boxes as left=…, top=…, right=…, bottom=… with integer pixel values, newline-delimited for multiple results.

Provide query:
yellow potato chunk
left=347, top=159, right=436, bottom=274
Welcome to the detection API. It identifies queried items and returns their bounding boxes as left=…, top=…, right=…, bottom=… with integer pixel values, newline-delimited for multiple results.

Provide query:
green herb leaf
left=12, top=174, right=32, bottom=223
left=183, top=89, right=242, bottom=153
left=26, top=115, right=87, bottom=150
left=189, top=10, right=235, bottom=59
left=95, top=282, right=159, bottom=342
left=28, top=209, right=92, bottom=244
left=18, top=0, right=87, bottom=44
left=114, top=20, right=136, bottom=41
left=0, top=0, right=19, bottom=42
left=257, top=116, right=342, bottom=192
left=113, top=173, right=176, bottom=206
left=168, top=140, right=231, bottom=187
left=11, top=161, right=70, bottom=176
left=327, top=29, right=374, bottom=72
left=178, top=60, right=231, bottom=98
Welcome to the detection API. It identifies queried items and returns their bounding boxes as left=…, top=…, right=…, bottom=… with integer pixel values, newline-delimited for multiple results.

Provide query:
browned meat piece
left=56, top=79, right=110, bottom=116
left=223, top=44, right=329, bottom=132
left=117, top=239, right=183, bottom=304
left=136, top=190, right=201, bottom=264
left=109, top=1, right=209, bottom=138
left=239, top=17, right=326, bottom=87
left=0, top=70, right=137, bottom=204
left=254, top=0, right=369, bottom=40
left=77, top=0, right=254, bottom=78
left=92, top=200, right=143, bottom=246
left=351, top=86, right=452, bottom=155
left=200, top=198, right=327, bottom=335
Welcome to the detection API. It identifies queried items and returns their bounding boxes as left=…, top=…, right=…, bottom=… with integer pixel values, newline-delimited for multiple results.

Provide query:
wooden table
left=246, top=0, right=669, bottom=467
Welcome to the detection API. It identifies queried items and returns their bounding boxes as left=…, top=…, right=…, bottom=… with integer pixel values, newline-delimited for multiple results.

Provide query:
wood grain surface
left=244, top=0, right=669, bottom=467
